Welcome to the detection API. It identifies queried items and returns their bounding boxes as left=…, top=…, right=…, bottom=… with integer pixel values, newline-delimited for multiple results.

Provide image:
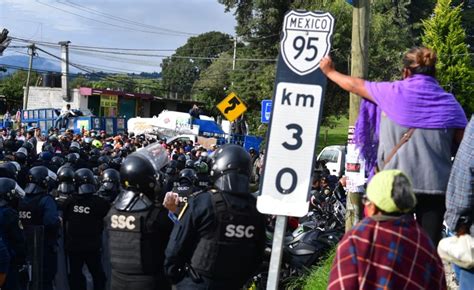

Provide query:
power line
left=34, top=0, right=193, bottom=37
left=58, top=0, right=197, bottom=36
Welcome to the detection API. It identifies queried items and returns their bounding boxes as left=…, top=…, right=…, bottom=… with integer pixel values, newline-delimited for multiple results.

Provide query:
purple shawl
left=355, top=74, right=468, bottom=176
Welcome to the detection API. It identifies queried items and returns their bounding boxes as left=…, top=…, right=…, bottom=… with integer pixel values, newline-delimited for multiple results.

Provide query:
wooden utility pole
left=23, top=43, right=35, bottom=110
left=346, top=0, right=370, bottom=231
left=349, top=0, right=370, bottom=125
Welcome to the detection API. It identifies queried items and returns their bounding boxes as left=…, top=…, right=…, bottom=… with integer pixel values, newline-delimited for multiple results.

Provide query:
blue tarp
left=193, top=119, right=224, bottom=135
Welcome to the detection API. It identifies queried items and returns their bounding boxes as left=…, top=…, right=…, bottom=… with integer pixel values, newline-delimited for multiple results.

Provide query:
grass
left=286, top=248, right=337, bottom=290
left=317, top=116, right=349, bottom=154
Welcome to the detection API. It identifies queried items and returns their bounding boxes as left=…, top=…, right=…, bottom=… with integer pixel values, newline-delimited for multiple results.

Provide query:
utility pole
left=23, top=44, right=36, bottom=110
left=346, top=0, right=370, bottom=231
left=59, top=41, right=71, bottom=102
left=232, top=36, right=237, bottom=71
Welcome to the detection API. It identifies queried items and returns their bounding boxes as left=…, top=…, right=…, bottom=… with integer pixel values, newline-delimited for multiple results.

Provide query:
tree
left=422, top=0, right=474, bottom=115
left=160, top=31, right=233, bottom=99
left=0, top=70, right=39, bottom=108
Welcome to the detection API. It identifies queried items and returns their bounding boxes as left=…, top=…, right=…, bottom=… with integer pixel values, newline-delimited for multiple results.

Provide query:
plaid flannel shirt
left=445, top=115, right=474, bottom=233
left=328, top=215, right=446, bottom=290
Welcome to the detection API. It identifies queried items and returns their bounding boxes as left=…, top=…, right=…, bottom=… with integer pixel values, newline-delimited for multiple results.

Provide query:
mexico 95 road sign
left=257, top=10, right=334, bottom=217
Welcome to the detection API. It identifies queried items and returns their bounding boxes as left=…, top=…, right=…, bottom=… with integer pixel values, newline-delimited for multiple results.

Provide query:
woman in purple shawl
left=320, top=47, right=467, bottom=245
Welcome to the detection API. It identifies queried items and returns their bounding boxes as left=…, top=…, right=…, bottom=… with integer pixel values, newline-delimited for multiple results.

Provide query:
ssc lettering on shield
left=225, top=224, right=255, bottom=238
left=110, top=215, right=136, bottom=230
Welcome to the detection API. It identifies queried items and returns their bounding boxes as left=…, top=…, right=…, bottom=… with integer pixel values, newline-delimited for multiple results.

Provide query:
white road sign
left=281, top=11, right=334, bottom=76
left=257, top=10, right=334, bottom=217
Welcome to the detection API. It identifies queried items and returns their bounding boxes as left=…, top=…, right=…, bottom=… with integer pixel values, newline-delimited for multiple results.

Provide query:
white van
left=317, top=145, right=346, bottom=177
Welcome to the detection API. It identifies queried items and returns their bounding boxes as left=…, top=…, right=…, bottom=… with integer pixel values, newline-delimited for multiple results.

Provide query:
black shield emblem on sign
left=281, top=11, right=335, bottom=76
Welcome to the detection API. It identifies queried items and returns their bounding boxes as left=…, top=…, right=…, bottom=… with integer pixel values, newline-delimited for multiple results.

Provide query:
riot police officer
left=194, top=161, right=210, bottom=191
left=0, top=177, right=27, bottom=290
left=18, top=166, right=60, bottom=290
left=106, top=143, right=173, bottom=290
left=53, top=165, right=76, bottom=209
left=62, top=168, right=109, bottom=290
left=164, top=144, right=266, bottom=290
left=97, top=168, right=121, bottom=203
left=170, top=168, right=199, bottom=217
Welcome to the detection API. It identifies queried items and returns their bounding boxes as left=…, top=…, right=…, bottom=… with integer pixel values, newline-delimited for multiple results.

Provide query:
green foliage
left=0, top=70, right=39, bottom=107
left=70, top=74, right=91, bottom=88
left=161, top=31, right=233, bottom=99
left=422, top=0, right=474, bottom=115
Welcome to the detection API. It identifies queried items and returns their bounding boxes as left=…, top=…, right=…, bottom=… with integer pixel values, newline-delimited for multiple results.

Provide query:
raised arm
left=320, top=56, right=375, bottom=103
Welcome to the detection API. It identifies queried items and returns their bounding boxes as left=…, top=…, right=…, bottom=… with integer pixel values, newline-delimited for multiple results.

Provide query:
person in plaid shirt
left=328, top=170, right=446, bottom=290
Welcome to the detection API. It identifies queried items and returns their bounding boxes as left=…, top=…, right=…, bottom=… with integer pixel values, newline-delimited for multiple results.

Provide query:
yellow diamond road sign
left=216, top=92, right=247, bottom=122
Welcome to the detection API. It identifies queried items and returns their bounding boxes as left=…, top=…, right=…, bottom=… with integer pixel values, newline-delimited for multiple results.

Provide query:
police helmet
left=97, top=155, right=111, bottom=165
left=100, top=168, right=120, bottom=192
left=120, top=155, right=159, bottom=196
left=90, top=148, right=101, bottom=157
left=57, top=165, right=75, bottom=194
left=109, top=157, right=122, bottom=170
left=38, top=151, right=53, bottom=163
left=185, top=159, right=195, bottom=169
left=164, top=160, right=178, bottom=175
left=51, top=156, right=65, bottom=168
left=0, top=162, right=20, bottom=180
left=0, top=177, right=25, bottom=206
left=69, top=141, right=81, bottom=153
left=209, top=144, right=251, bottom=195
left=14, top=147, right=28, bottom=164
left=74, top=168, right=97, bottom=195
left=65, top=153, right=80, bottom=164
left=178, top=168, right=198, bottom=185
left=25, top=166, right=57, bottom=195
left=22, top=141, right=34, bottom=153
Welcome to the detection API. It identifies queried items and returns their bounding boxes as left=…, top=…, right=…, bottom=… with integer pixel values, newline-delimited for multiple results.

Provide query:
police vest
left=64, top=195, right=106, bottom=251
left=18, top=194, right=45, bottom=227
left=106, top=205, right=161, bottom=275
left=190, top=192, right=263, bottom=281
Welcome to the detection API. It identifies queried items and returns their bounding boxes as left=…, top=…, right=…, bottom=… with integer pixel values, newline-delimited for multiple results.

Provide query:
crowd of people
left=0, top=45, right=471, bottom=290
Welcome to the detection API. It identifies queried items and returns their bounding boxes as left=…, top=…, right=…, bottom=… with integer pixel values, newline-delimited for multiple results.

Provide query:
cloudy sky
left=0, top=0, right=236, bottom=73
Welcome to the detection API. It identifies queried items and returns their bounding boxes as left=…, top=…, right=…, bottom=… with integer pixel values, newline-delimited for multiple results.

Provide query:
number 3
left=282, top=123, right=303, bottom=150
left=293, top=36, right=318, bottom=61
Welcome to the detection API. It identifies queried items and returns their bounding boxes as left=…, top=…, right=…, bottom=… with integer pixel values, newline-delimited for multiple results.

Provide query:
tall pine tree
left=422, top=0, right=474, bottom=116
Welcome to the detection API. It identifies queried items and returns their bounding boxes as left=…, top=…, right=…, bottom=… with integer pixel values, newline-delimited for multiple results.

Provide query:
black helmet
left=22, top=141, right=34, bottom=153
left=48, top=135, right=59, bottom=146
left=38, top=151, right=53, bottom=162
left=178, top=168, right=198, bottom=185
left=176, top=155, right=186, bottom=170
left=209, top=144, right=251, bottom=194
left=194, top=161, right=209, bottom=175
left=120, top=155, right=159, bottom=197
left=0, top=177, right=25, bottom=206
left=164, top=160, right=178, bottom=175
left=185, top=159, right=195, bottom=169
left=14, top=147, right=28, bottom=164
left=90, top=148, right=101, bottom=157
left=0, top=162, right=21, bottom=180
left=97, top=155, right=111, bottom=165
left=51, top=156, right=65, bottom=168
left=109, top=157, right=122, bottom=170
left=57, top=165, right=75, bottom=194
left=65, top=153, right=79, bottom=164
left=74, top=168, right=96, bottom=195
left=100, top=168, right=121, bottom=192
left=25, top=166, right=57, bottom=195
left=69, top=141, right=81, bottom=153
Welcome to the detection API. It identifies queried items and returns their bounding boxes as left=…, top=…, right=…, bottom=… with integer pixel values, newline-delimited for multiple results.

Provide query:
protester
left=55, top=104, right=76, bottom=129
left=443, top=115, right=474, bottom=289
left=320, top=47, right=468, bottom=245
left=328, top=170, right=446, bottom=290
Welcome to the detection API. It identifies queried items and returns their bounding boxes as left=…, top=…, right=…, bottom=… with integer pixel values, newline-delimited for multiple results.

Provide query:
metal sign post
left=257, top=10, right=335, bottom=290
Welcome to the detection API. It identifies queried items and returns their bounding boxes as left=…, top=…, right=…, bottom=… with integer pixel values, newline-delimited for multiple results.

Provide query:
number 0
left=276, top=168, right=297, bottom=194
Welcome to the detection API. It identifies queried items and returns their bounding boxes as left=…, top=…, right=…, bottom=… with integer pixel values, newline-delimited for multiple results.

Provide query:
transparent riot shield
left=24, top=225, right=44, bottom=290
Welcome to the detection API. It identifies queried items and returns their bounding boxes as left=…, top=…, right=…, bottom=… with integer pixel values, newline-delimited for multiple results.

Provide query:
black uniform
left=164, top=191, right=265, bottom=289
left=106, top=191, right=173, bottom=290
left=106, top=144, right=174, bottom=290
left=164, top=144, right=266, bottom=290
left=63, top=194, right=110, bottom=290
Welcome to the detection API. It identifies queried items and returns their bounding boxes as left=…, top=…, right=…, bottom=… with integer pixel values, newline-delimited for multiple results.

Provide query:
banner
left=100, top=95, right=118, bottom=107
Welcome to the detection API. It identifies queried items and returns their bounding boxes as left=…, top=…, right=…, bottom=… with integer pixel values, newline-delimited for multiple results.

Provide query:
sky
left=0, top=0, right=237, bottom=73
